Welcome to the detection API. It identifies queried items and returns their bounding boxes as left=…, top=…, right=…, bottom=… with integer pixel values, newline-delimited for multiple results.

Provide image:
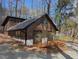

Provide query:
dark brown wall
left=26, top=17, right=56, bottom=39
left=4, top=20, right=24, bottom=35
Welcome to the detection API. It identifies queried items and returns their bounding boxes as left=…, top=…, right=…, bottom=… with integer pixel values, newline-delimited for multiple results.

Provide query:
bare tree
left=8, top=0, right=13, bottom=16
left=46, top=0, right=51, bottom=15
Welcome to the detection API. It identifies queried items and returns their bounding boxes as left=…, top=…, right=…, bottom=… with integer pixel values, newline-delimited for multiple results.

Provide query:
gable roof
left=7, top=14, right=58, bottom=31
left=1, top=16, right=25, bottom=26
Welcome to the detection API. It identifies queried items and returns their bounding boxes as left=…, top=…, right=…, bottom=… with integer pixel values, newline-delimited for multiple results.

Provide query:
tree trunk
left=15, top=0, right=18, bottom=17
left=47, top=0, right=51, bottom=15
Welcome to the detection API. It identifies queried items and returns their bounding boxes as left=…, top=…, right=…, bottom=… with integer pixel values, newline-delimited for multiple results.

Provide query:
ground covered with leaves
left=0, top=34, right=78, bottom=59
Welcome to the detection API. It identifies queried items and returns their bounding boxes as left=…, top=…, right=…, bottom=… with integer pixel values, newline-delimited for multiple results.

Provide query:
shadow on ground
left=54, top=44, right=73, bottom=59
left=0, top=43, right=76, bottom=59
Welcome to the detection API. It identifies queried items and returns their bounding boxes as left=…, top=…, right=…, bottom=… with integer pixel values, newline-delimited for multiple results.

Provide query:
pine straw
left=22, top=40, right=68, bottom=52
left=0, top=34, right=68, bottom=52
left=52, top=40, right=68, bottom=50
left=0, top=34, right=12, bottom=44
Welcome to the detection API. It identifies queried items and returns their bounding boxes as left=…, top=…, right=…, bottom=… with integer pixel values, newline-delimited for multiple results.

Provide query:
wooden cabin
left=1, top=16, right=25, bottom=34
left=7, top=14, right=58, bottom=46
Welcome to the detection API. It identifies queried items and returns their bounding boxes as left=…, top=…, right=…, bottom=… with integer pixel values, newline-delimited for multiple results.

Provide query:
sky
left=1, top=0, right=58, bottom=17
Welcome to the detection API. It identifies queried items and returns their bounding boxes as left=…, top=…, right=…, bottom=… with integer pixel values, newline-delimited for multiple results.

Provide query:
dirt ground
left=0, top=34, right=78, bottom=59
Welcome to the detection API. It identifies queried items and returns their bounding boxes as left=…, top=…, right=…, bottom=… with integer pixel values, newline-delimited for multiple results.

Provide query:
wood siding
left=26, top=17, right=56, bottom=40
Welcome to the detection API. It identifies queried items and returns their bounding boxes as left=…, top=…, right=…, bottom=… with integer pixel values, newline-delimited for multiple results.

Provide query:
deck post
left=3, top=26, right=5, bottom=33
left=25, top=30, right=27, bottom=45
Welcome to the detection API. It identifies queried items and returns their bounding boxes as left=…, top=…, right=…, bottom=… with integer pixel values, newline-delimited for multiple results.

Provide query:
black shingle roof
left=7, top=14, right=58, bottom=31
left=1, top=16, right=25, bottom=26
